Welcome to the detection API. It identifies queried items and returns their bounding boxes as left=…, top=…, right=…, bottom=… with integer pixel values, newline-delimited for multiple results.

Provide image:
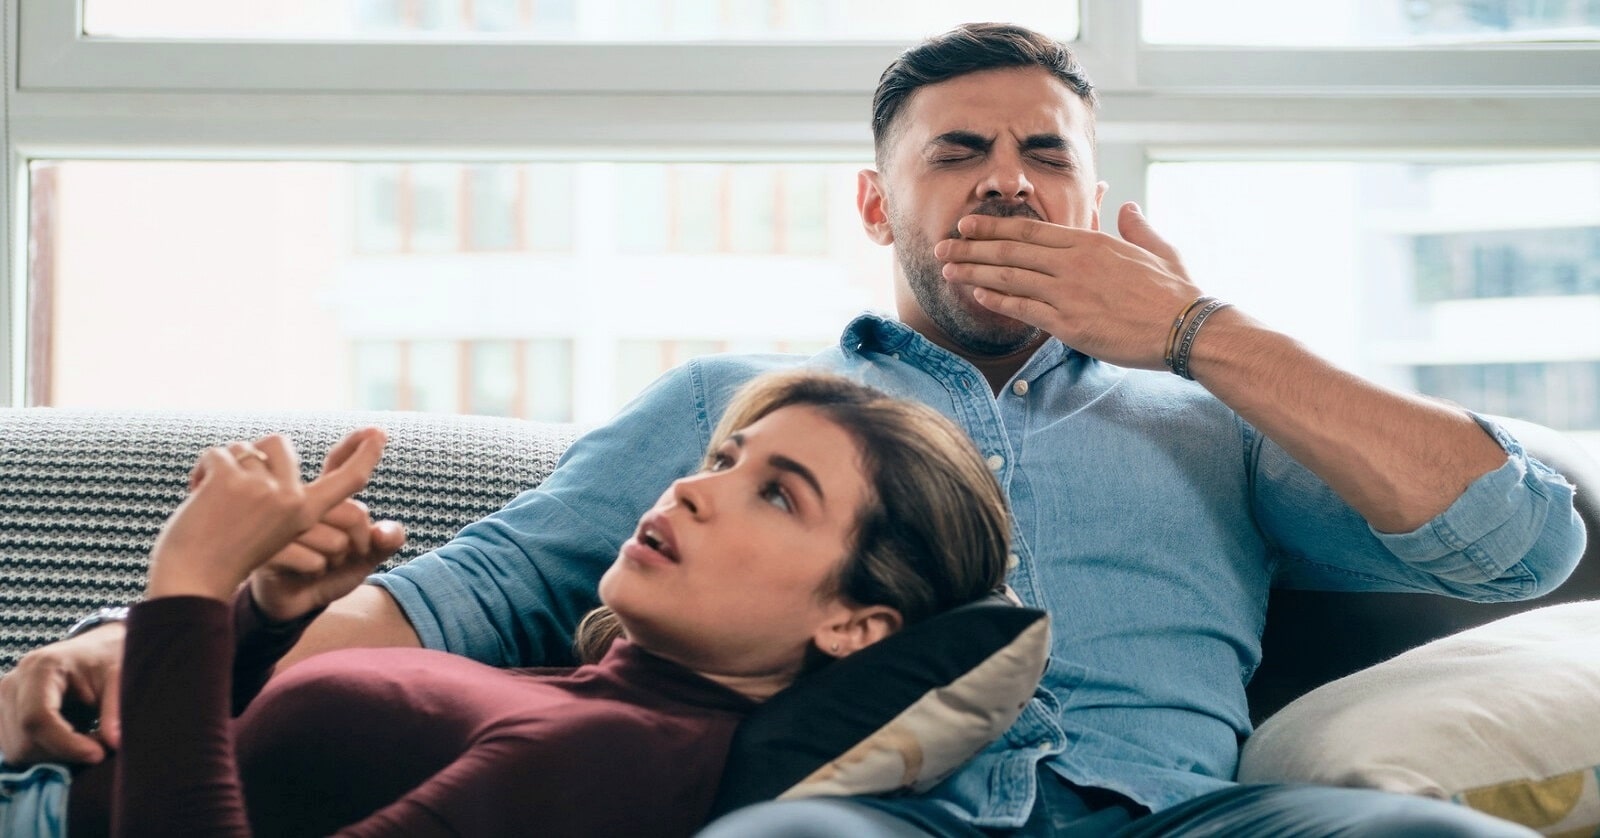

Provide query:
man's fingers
left=944, top=261, right=1052, bottom=296
left=955, top=214, right=1076, bottom=246
left=937, top=237, right=1060, bottom=275
left=16, top=669, right=108, bottom=765
left=94, top=664, right=122, bottom=750
left=370, top=520, right=408, bottom=558
left=272, top=531, right=348, bottom=574
left=304, top=429, right=386, bottom=516
left=1116, top=202, right=1182, bottom=265
left=971, top=287, right=1053, bottom=329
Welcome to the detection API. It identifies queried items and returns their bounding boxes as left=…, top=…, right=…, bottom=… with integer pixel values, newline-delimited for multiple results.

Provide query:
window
left=6, top=0, right=1599, bottom=464
left=25, top=160, right=880, bottom=423
left=1143, top=0, right=1600, bottom=45
left=1148, top=159, right=1600, bottom=458
left=81, top=0, right=1074, bottom=42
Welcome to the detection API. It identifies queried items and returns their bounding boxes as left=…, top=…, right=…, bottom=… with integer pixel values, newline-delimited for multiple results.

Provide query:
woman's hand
left=249, top=429, right=407, bottom=623
left=145, top=429, right=388, bottom=608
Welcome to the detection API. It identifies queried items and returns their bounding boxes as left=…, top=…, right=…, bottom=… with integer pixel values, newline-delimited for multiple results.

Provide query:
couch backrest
left=1246, top=417, right=1600, bottom=724
left=5, top=408, right=1592, bottom=717
left=0, top=409, right=579, bottom=673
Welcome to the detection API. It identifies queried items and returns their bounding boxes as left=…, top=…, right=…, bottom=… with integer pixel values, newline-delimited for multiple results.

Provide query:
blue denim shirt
left=374, top=313, right=1583, bottom=828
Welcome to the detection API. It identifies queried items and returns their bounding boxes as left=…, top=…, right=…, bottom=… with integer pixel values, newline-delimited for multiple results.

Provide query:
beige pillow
left=1239, top=600, right=1600, bottom=836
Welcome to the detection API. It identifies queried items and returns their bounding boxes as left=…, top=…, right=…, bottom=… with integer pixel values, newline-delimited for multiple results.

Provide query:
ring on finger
left=234, top=446, right=269, bottom=465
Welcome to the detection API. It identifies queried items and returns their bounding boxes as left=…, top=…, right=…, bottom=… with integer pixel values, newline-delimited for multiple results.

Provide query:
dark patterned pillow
left=710, top=598, right=1050, bottom=816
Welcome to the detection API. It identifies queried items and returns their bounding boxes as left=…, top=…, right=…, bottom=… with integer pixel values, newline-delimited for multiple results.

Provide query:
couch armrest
left=1246, top=416, right=1599, bottom=725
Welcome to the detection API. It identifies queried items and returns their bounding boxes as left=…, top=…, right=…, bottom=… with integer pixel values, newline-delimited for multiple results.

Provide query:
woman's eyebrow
left=768, top=454, right=825, bottom=503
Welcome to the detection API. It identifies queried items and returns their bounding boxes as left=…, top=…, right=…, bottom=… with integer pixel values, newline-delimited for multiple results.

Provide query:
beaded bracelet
left=1163, top=295, right=1215, bottom=372
left=1171, top=298, right=1232, bottom=380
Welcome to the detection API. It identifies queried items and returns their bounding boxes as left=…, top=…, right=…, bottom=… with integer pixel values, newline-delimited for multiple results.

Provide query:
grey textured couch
left=1, top=408, right=1595, bottom=725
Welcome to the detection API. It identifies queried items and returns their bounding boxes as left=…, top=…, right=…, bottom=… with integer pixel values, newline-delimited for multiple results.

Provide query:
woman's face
left=599, top=404, right=873, bottom=686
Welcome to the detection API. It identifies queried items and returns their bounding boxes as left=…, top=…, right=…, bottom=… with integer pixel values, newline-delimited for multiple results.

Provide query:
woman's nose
left=672, top=473, right=713, bottom=518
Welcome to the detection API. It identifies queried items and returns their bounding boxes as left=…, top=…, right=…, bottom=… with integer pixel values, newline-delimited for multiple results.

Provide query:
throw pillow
left=710, top=597, right=1050, bottom=817
left=1238, top=599, right=1600, bottom=836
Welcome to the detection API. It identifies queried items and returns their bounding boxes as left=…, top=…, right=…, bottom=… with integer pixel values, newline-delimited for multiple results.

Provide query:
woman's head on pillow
left=589, top=370, right=1011, bottom=699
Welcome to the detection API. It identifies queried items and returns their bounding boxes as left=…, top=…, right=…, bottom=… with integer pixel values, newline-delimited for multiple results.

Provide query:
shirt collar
left=838, top=311, right=1075, bottom=383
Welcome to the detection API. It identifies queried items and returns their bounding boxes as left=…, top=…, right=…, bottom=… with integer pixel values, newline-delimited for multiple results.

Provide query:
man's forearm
left=271, top=584, right=421, bottom=674
left=1188, top=307, right=1507, bottom=534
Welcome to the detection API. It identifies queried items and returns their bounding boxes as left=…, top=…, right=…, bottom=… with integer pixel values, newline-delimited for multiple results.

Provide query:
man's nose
left=979, top=156, right=1034, bottom=202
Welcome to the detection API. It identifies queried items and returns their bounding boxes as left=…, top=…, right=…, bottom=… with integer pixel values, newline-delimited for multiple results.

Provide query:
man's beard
left=894, top=200, right=1045, bottom=357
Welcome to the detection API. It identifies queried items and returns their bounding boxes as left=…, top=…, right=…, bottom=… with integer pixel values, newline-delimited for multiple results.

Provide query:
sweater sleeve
left=116, top=596, right=252, bottom=838
left=229, top=587, right=324, bottom=715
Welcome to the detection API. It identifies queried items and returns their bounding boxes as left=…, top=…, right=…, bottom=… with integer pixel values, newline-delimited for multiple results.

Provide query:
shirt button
left=1012, top=380, right=1029, bottom=396
left=1006, top=553, right=1020, bottom=570
left=986, top=454, right=1005, bottom=471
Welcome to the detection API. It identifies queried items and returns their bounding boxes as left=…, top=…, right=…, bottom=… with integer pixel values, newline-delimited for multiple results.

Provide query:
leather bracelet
left=64, top=606, right=130, bottom=640
left=1163, top=295, right=1215, bottom=372
left=1171, top=299, right=1232, bottom=380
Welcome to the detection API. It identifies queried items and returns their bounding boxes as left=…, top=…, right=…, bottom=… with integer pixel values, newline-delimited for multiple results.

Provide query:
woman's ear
left=816, top=605, right=903, bottom=658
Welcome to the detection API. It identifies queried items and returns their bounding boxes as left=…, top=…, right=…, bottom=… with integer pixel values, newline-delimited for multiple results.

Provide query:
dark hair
left=871, top=22, right=1097, bottom=168
left=575, top=370, right=1011, bottom=664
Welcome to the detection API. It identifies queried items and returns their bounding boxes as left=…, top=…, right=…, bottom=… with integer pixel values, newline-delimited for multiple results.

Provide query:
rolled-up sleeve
left=1372, top=414, right=1583, bottom=600
left=371, top=365, right=712, bottom=667
left=1257, top=414, right=1585, bottom=600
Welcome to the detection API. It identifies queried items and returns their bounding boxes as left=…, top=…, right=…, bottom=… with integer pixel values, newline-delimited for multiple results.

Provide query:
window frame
left=5, top=0, right=1600, bottom=404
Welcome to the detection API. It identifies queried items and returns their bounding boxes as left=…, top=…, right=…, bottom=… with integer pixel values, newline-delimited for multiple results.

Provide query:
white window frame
left=5, top=0, right=1600, bottom=404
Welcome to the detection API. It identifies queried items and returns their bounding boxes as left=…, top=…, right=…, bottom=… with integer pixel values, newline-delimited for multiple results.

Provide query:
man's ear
left=816, top=604, right=903, bottom=658
left=1090, top=180, right=1109, bottom=232
left=857, top=169, right=895, bottom=246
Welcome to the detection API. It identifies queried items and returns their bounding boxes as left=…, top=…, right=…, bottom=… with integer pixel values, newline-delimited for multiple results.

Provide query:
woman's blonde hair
left=575, top=370, right=1010, bottom=664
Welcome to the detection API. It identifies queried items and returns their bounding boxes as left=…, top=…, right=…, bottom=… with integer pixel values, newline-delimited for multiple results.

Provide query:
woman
left=75, top=371, right=1010, bottom=837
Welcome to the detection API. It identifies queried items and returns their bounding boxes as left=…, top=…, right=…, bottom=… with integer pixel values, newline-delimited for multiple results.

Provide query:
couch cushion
left=710, top=598, right=1050, bottom=816
left=1239, top=600, right=1600, bottom=836
left=0, top=409, right=578, bottom=673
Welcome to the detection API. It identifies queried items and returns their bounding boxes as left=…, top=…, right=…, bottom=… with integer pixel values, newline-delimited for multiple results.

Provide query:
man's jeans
left=696, top=766, right=1539, bottom=838
left=0, top=755, right=70, bottom=838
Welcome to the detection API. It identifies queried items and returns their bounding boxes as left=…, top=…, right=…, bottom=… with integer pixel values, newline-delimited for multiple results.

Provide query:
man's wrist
left=64, top=606, right=131, bottom=640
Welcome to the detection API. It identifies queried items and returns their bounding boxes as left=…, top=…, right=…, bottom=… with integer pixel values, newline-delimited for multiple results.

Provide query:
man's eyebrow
left=927, top=131, right=992, bottom=154
left=769, top=454, right=825, bottom=503
left=1021, top=134, right=1071, bottom=153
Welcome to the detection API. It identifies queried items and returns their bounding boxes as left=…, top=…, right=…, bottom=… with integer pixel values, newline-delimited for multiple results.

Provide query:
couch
left=2, top=408, right=1596, bottom=830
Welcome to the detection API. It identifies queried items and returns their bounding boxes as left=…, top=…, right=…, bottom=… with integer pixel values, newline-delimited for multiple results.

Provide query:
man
left=1, top=23, right=1582, bottom=837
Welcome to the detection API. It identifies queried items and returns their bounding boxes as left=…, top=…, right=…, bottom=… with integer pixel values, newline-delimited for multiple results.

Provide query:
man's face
left=861, top=66, right=1107, bottom=357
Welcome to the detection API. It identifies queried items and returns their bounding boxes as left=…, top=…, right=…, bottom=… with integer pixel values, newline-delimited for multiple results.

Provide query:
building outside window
left=10, top=0, right=1598, bottom=463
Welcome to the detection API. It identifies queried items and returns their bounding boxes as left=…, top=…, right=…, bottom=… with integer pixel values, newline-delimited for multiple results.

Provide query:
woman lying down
left=73, top=371, right=1011, bottom=836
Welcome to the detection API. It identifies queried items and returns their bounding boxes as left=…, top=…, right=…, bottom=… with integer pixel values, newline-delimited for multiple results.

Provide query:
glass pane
left=1147, top=159, right=1600, bottom=463
left=409, top=341, right=461, bottom=412
left=354, top=164, right=403, bottom=253
left=525, top=164, right=575, bottom=252
left=467, top=165, right=520, bottom=251
left=1143, top=0, right=1600, bottom=45
left=469, top=340, right=519, bottom=416
left=84, top=0, right=1077, bottom=41
left=353, top=341, right=403, bottom=409
left=30, top=159, right=885, bottom=424
left=728, top=167, right=778, bottom=255
left=409, top=164, right=461, bottom=253
left=525, top=339, right=575, bottom=422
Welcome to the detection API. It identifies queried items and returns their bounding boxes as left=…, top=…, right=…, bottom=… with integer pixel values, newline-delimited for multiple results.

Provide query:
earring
left=830, top=642, right=840, bottom=653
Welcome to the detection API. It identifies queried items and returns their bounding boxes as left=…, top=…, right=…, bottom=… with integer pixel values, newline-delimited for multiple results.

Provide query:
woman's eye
left=707, top=452, right=733, bottom=471
left=761, top=481, right=793, bottom=513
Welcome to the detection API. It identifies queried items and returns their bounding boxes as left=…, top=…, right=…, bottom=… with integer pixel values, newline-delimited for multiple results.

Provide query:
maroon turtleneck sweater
left=93, top=593, right=756, bottom=837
